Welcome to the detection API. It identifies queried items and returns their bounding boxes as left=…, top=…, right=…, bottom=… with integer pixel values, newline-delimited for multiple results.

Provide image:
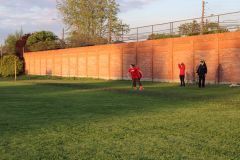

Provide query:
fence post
left=137, top=28, right=138, bottom=42
left=122, top=29, right=123, bottom=42
left=15, top=58, right=17, bottom=81
left=122, top=45, right=123, bottom=80
left=152, top=25, right=153, bottom=35
left=170, top=22, right=172, bottom=35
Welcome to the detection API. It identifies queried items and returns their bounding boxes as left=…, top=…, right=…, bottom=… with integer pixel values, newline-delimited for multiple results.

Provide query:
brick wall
left=24, top=31, right=240, bottom=84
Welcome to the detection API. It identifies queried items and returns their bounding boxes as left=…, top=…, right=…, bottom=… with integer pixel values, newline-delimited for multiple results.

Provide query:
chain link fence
left=109, top=11, right=240, bottom=43
left=23, top=11, right=240, bottom=53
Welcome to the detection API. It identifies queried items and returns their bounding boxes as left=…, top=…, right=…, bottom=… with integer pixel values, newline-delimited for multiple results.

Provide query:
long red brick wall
left=24, top=32, right=240, bottom=84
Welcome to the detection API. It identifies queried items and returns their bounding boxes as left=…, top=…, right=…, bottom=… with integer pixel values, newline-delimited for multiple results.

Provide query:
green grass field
left=0, top=75, right=239, bottom=159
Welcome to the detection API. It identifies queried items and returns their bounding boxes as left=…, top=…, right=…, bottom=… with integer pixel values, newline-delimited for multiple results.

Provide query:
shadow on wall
left=195, top=65, right=200, bottom=81
left=216, top=64, right=223, bottom=83
left=186, top=71, right=191, bottom=84
left=46, top=70, right=52, bottom=75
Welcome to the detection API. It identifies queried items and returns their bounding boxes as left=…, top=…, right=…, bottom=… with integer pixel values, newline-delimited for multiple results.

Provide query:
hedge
left=0, top=55, right=23, bottom=77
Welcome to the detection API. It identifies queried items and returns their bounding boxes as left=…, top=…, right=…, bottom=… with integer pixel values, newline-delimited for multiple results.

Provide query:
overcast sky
left=1, top=0, right=240, bottom=45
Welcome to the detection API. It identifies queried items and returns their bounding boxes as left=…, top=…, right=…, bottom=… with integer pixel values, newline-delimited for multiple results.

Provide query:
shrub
left=65, top=33, right=107, bottom=48
left=25, top=40, right=63, bottom=52
left=0, top=55, right=23, bottom=77
left=148, top=33, right=181, bottom=40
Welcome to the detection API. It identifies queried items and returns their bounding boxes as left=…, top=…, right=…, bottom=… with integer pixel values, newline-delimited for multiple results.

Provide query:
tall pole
left=200, top=0, right=205, bottom=35
left=52, top=18, right=64, bottom=40
left=15, top=58, right=17, bottom=81
left=62, top=28, right=64, bottom=41
left=108, top=17, right=111, bottom=43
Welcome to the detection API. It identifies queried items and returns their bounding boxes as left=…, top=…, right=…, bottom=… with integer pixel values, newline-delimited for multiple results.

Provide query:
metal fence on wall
left=23, top=11, right=240, bottom=53
left=110, top=11, right=240, bottom=43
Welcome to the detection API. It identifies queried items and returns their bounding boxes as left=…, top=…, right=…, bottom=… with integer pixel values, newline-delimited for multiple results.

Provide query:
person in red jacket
left=135, top=65, right=144, bottom=90
left=127, top=64, right=142, bottom=90
left=178, top=62, right=185, bottom=87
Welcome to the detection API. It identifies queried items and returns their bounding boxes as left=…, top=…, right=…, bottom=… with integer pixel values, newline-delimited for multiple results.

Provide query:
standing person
left=135, top=65, right=144, bottom=90
left=127, top=64, right=142, bottom=90
left=178, top=62, right=185, bottom=87
left=196, top=60, right=207, bottom=88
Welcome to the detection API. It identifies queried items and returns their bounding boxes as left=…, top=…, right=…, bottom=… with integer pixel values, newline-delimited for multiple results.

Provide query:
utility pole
left=62, top=28, right=64, bottom=41
left=52, top=18, right=64, bottom=41
left=15, top=58, right=17, bottom=81
left=108, top=17, right=111, bottom=43
left=200, top=0, right=205, bottom=35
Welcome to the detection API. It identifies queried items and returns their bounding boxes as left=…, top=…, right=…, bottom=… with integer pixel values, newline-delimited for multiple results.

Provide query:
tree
left=203, top=22, right=228, bottom=34
left=4, top=27, right=24, bottom=55
left=178, top=20, right=200, bottom=35
left=178, top=20, right=228, bottom=36
left=56, top=0, right=129, bottom=43
left=26, top=31, right=58, bottom=45
left=15, top=33, right=32, bottom=58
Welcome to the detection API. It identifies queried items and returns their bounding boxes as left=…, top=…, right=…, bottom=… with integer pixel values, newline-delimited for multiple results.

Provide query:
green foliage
left=26, top=31, right=58, bottom=46
left=148, top=33, right=181, bottom=40
left=203, top=22, right=229, bottom=34
left=4, top=27, right=24, bottom=55
left=56, top=0, right=129, bottom=42
left=65, top=32, right=107, bottom=48
left=178, top=20, right=200, bottom=35
left=178, top=20, right=228, bottom=36
left=3, top=35, right=17, bottom=55
left=26, top=40, right=63, bottom=52
left=0, top=55, right=23, bottom=77
left=111, top=19, right=130, bottom=42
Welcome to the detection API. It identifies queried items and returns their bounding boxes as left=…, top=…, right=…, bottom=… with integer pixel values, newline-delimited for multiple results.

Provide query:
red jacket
left=178, top=63, right=185, bottom=75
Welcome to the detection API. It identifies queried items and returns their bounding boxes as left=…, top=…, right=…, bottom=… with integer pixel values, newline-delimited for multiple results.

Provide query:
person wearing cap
left=196, top=60, right=207, bottom=88
left=178, top=62, right=185, bottom=87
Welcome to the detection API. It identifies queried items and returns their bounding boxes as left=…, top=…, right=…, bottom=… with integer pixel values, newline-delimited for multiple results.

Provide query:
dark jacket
left=197, top=64, right=207, bottom=76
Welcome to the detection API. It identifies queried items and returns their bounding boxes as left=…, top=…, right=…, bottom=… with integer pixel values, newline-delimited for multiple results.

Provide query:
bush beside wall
left=0, top=55, right=23, bottom=77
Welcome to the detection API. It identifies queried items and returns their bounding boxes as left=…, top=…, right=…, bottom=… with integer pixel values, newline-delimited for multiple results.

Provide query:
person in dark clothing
left=196, top=60, right=207, bottom=88
left=178, top=62, right=185, bottom=87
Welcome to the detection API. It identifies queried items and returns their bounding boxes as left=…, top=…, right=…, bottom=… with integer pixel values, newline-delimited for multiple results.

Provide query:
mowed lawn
left=0, top=75, right=239, bottom=159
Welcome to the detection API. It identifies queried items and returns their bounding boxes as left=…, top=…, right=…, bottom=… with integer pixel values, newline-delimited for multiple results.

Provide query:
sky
left=1, top=0, right=240, bottom=45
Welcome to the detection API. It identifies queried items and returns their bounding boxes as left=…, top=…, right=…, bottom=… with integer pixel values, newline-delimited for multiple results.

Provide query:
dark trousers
left=132, top=78, right=142, bottom=87
left=198, top=75, right=205, bottom=87
left=180, top=75, right=185, bottom=86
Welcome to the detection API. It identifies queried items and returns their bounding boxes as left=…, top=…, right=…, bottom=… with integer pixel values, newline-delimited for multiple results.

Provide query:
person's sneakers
left=134, top=87, right=137, bottom=90
left=139, top=86, right=144, bottom=90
